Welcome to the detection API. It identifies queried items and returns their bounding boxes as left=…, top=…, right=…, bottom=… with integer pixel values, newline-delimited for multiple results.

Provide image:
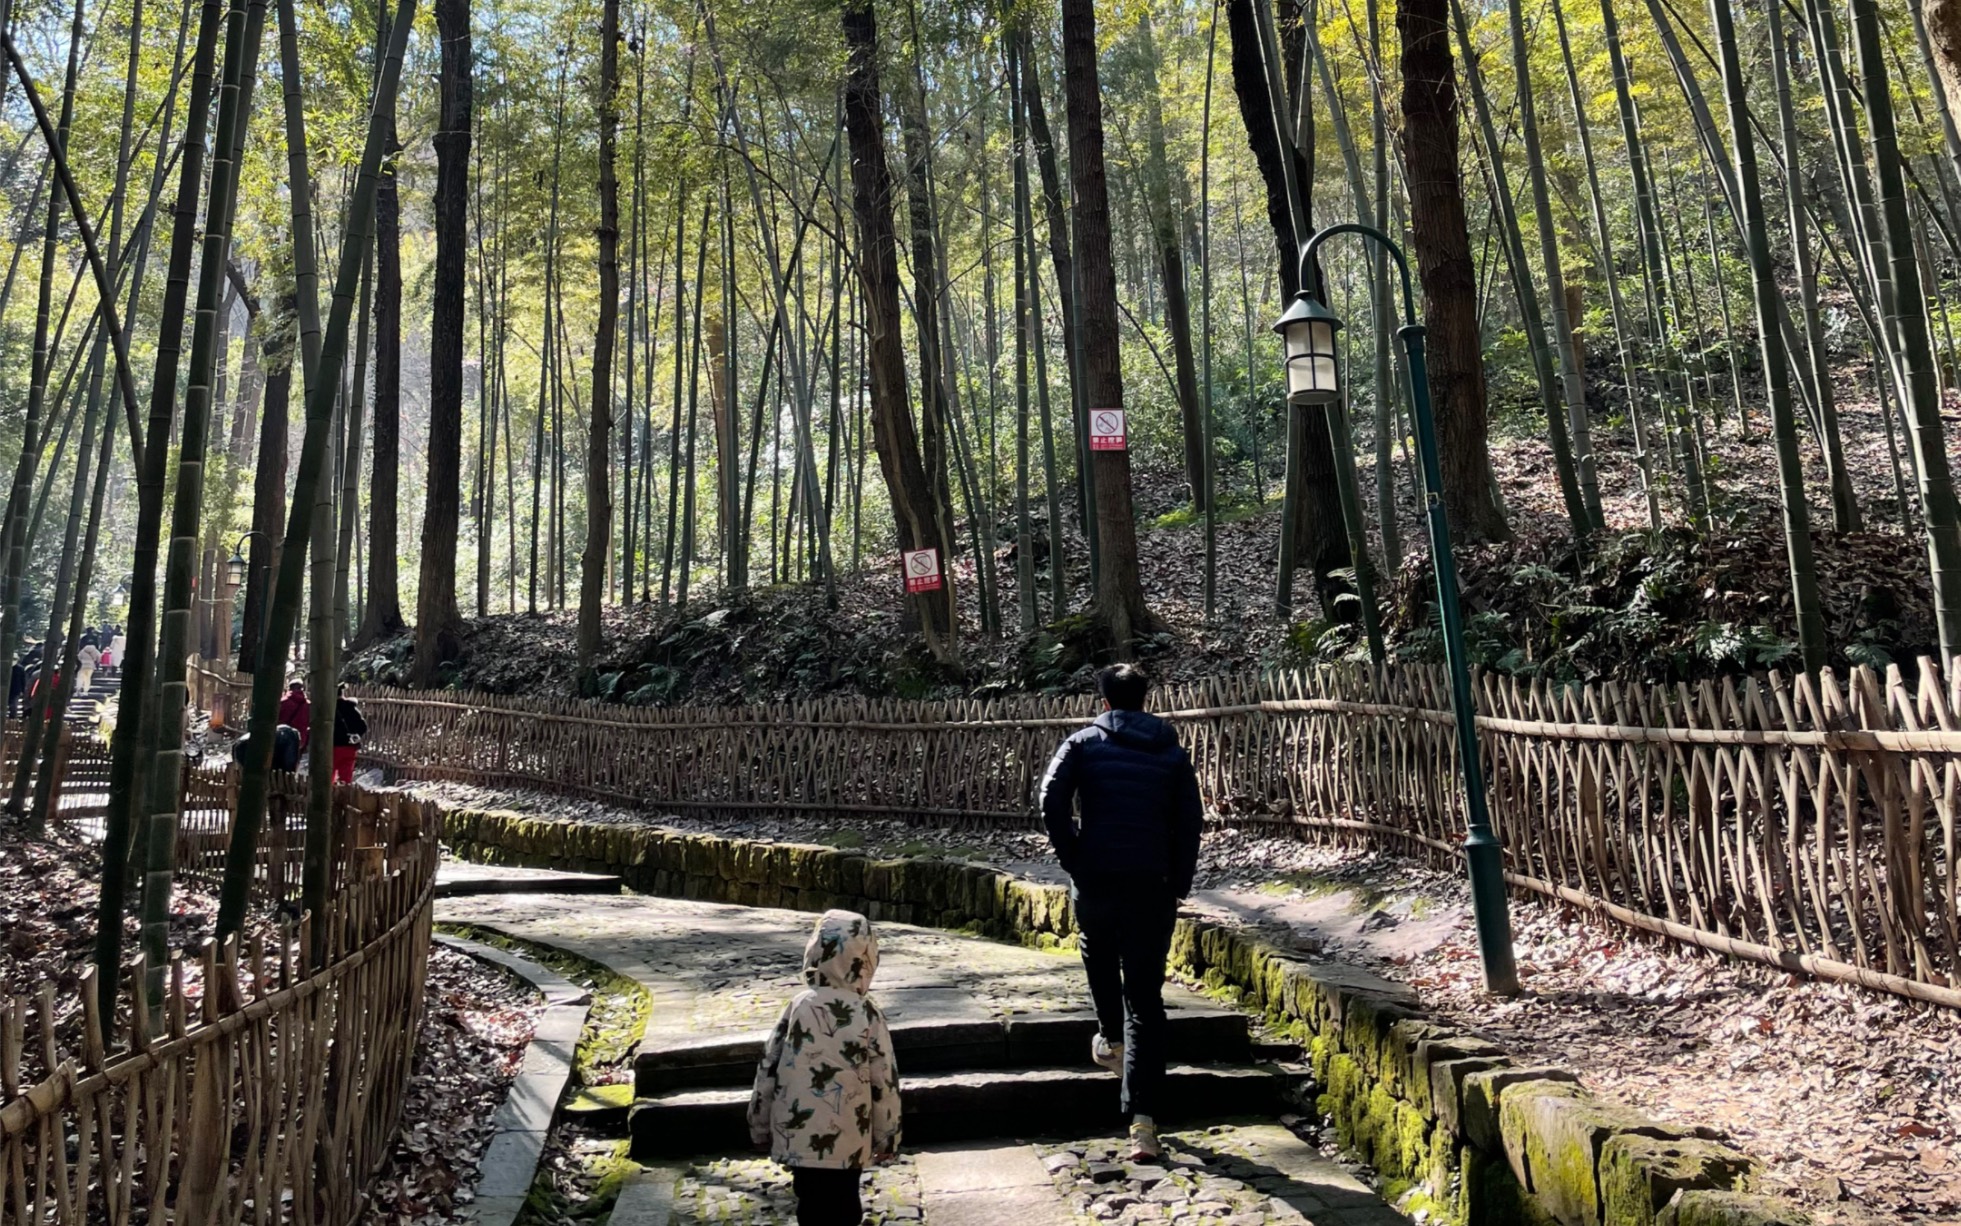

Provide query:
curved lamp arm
left=1297, top=222, right=1420, bottom=330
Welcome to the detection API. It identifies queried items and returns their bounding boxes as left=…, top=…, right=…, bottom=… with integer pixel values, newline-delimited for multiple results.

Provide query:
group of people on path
left=235, top=680, right=367, bottom=782
left=7, top=626, right=125, bottom=719
left=748, top=663, right=1203, bottom=1225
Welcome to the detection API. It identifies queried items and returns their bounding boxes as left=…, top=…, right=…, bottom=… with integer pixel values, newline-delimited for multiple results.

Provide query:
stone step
left=635, top=1007, right=1251, bottom=1095
left=628, top=1062, right=1306, bottom=1159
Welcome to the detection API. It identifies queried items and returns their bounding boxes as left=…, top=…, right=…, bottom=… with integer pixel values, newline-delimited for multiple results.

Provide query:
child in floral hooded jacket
left=748, top=910, right=901, bottom=1225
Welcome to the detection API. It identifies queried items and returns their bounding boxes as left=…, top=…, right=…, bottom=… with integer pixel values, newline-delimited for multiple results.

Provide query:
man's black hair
left=1096, top=663, right=1150, bottom=711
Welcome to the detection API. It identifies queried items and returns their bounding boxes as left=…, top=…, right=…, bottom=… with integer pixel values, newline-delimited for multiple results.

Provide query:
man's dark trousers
left=1072, top=870, right=1176, bottom=1120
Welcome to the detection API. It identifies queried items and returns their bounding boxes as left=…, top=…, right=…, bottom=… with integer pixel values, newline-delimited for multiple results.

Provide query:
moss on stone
left=1600, top=1135, right=1758, bottom=1226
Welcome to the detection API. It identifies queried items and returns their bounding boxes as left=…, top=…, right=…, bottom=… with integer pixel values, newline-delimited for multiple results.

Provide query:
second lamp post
left=1275, top=223, right=1520, bottom=998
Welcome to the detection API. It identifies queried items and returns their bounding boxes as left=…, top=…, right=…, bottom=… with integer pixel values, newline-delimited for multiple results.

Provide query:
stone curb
left=439, top=807, right=1814, bottom=1226
left=436, top=933, right=594, bottom=1226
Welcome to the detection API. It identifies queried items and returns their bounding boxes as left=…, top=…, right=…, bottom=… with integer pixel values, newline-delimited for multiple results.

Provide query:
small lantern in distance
left=1273, top=291, right=1343, bottom=406
left=226, top=547, right=248, bottom=592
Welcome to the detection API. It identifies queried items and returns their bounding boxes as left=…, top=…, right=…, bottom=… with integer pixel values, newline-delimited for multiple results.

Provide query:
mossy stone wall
left=441, top=807, right=1809, bottom=1226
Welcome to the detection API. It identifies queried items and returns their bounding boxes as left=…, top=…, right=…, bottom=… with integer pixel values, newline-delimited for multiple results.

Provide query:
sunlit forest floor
left=346, top=354, right=1958, bottom=705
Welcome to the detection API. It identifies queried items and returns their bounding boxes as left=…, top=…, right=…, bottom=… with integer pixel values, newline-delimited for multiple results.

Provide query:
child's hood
left=802, top=909, right=879, bottom=995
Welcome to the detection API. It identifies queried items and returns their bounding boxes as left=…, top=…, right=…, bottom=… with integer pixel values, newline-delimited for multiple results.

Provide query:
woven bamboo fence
left=352, top=659, right=1961, bottom=1009
left=0, top=785, right=441, bottom=1226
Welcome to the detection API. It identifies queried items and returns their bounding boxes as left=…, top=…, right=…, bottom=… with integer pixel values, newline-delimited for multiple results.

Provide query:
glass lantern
left=1274, top=292, right=1343, bottom=406
left=226, top=548, right=248, bottom=591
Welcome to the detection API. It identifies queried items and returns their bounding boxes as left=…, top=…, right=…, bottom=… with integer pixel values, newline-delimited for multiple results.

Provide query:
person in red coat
left=277, top=681, right=311, bottom=749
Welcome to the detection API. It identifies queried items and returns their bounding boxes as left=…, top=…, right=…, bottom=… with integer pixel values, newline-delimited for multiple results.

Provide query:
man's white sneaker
left=1091, top=1033, right=1124, bottom=1072
left=1128, top=1116, right=1162, bottom=1162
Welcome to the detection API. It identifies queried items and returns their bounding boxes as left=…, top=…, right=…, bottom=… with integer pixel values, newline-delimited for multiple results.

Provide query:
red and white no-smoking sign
left=902, top=547, right=943, bottom=594
left=1089, top=408, right=1127, bottom=451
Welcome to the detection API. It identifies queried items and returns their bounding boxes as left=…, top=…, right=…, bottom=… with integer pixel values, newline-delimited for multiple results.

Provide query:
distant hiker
left=1038, top=663, right=1204, bottom=1163
left=106, top=631, right=125, bottom=673
left=236, top=724, right=302, bottom=773
left=331, top=685, right=367, bottom=784
left=76, top=642, right=100, bottom=695
left=748, top=909, right=901, bottom=1225
left=278, top=682, right=312, bottom=749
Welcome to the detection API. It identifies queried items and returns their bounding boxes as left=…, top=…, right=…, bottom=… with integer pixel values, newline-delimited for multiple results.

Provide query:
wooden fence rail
left=0, top=785, right=442, bottom=1226
left=352, top=659, right=1961, bottom=1009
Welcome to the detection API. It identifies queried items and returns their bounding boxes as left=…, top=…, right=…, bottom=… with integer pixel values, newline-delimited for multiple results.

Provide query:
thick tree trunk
left=1923, top=0, right=1961, bottom=139
left=415, top=0, right=470, bottom=686
left=1223, top=0, right=1353, bottom=609
left=1062, top=0, right=1155, bottom=650
left=357, top=96, right=405, bottom=646
left=1401, top=0, right=1510, bottom=542
left=1017, top=32, right=1091, bottom=553
left=841, top=0, right=959, bottom=663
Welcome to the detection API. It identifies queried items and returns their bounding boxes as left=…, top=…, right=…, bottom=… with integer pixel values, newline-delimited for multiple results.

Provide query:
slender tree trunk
left=143, top=0, right=268, bottom=1009
left=1501, top=0, right=1601, bottom=531
left=1851, top=0, right=1961, bottom=662
left=0, top=0, right=83, bottom=713
left=1551, top=0, right=1660, bottom=531
left=1365, top=0, right=1400, bottom=567
left=1766, top=0, right=1857, bottom=532
left=220, top=0, right=416, bottom=947
left=897, top=29, right=962, bottom=616
left=5, top=0, right=87, bottom=825
left=1135, top=14, right=1207, bottom=511
left=840, top=0, right=960, bottom=661
left=1450, top=0, right=1578, bottom=539
left=574, top=0, right=615, bottom=683
left=335, top=247, right=373, bottom=649
left=1018, top=33, right=1097, bottom=571
left=1011, top=36, right=1038, bottom=632
left=1709, top=0, right=1826, bottom=670
left=96, top=0, right=218, bottom=1011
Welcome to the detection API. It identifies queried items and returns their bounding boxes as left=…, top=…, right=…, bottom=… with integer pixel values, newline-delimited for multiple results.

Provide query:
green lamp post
left=1276, top=222, right=1520, bottom=997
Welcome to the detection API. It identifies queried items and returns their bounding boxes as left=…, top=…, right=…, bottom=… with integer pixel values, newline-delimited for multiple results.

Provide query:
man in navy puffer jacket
left=1039, top=663, right=1203, bottom=1161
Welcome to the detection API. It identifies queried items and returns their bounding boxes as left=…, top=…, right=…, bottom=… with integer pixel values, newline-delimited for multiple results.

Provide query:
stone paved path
left=441, top=883, right=1405, bottom=1223
left=623, top=1125, right=1400, bottom=1225
left=437, top=891, right=1226, bottom=1050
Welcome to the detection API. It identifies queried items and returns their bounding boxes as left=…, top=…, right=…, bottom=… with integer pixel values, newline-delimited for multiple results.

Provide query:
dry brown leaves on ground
left=1230, top=847, right=1961, bottom=1226
left=360, top=945, right=541, bottom=1226
left=0, top=811, right=236, bottom=1077
left=1399, top=903, right=1961, bottom=1224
